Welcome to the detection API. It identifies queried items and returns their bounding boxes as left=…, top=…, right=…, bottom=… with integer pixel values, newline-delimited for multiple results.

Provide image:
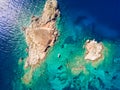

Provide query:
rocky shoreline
left=23, top=0, right=60, bottom=68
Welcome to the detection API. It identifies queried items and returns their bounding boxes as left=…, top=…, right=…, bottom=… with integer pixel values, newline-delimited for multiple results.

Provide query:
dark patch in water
left=111, top=75, right=117, bottom=80
left=64, top=36, right=75, bottom=44
left=29, top=88, right=32, bottom=90
left=113, top=57, right=120, bottom=64
left=97, top=77, right=105, bottom=88
left=61, top=44, right=64, bottom=48
left=88, top=81, right=97, bottom=90
left=58, top=65, right=63, bottom=70
left=105, top=71, right=109, bottom=74
left=74, top=15, right=87, bottom=25
left=63, top=86, right=75, bottom=90
left=110, top=86, right=120, bottom=90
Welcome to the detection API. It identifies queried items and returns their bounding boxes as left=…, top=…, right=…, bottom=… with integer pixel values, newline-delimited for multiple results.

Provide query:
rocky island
left=84, top=40, right=104, bottom=61
left=24, top=0, right=60, bottom=68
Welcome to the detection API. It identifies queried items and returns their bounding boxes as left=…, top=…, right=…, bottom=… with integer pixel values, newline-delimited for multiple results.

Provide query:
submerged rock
left=24, top=0, right=60, bottom=68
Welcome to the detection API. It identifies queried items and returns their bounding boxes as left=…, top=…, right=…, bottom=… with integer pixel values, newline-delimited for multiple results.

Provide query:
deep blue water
left=64, top=0, right=120, bottom=29
left=59, top=0, right=120, bottom=40
left=0, top=0, right=120, bottom=90
left=0, top=0, right=45, bottom=89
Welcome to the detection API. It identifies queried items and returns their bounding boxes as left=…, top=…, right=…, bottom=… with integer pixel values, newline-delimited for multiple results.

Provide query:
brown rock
left=24, top=0, right=60, bottom=68
left=84, top=40, right=103, bottom=61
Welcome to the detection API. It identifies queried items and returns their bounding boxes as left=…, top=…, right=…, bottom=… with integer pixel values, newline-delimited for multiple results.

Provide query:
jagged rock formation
left=84, top=40, right=103, bottom=61
left=24, top=0, right=60, bottom=68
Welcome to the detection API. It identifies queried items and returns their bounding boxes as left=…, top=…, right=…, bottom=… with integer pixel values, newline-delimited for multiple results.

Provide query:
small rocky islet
left=84, top=39, right=103, bottom=61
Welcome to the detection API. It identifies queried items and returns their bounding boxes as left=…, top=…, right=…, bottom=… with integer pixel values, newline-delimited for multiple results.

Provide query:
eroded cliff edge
left=24, top=0, right=60, bottom=68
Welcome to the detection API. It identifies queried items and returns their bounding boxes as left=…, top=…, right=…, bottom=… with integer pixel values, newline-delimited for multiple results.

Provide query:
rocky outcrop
left=84, top=40, right=103, bottom=61
left=24, top=0, right=60, bottom=68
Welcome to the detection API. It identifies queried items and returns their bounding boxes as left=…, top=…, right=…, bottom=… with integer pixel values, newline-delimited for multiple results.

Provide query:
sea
left=0, top=0, right=120, bottom=90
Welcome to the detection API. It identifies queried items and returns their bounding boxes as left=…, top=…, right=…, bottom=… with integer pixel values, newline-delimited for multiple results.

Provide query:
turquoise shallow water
left=0, top=0, right=120, bottom=90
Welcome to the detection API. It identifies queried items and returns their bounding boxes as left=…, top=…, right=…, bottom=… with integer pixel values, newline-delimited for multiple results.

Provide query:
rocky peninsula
left=84, top=40, right=103, bottom=61
left=24, top=0, right=60, bottom=68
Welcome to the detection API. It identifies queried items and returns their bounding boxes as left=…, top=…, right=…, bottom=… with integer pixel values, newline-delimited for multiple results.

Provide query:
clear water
left=0, top=0, right=120, bottom=90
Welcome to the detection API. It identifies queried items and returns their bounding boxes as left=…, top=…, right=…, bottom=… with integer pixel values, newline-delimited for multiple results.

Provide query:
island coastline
left=22, top=0, right=60, bottom=84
